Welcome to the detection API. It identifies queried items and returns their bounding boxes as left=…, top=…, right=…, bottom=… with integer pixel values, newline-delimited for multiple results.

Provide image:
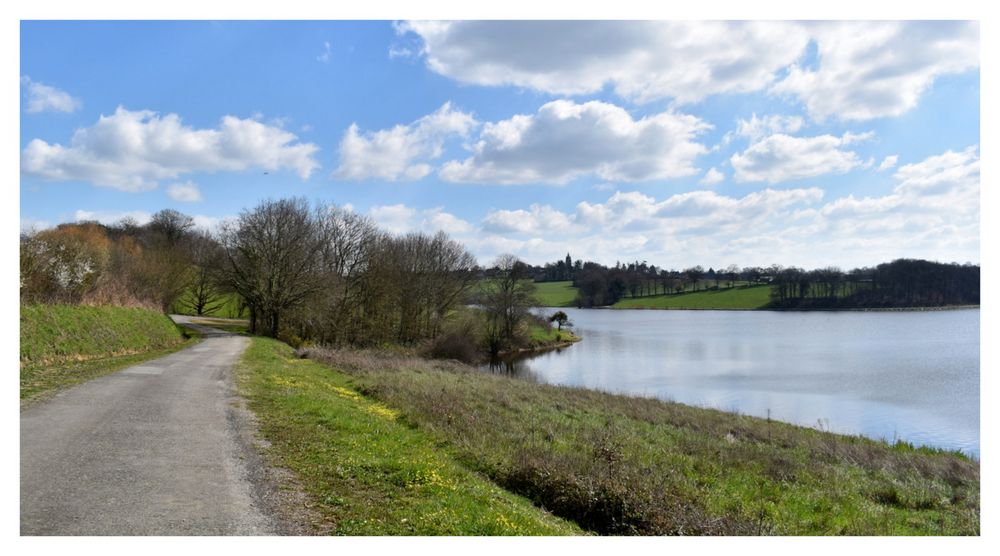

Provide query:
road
left=20, top=316, right=282, bottom=535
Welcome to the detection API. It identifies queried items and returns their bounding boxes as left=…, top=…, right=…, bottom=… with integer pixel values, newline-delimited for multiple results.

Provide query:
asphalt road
left=20, top=316, right=280, bottom=535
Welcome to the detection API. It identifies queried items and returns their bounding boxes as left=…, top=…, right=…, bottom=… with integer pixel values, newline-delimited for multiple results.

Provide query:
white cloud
left=440, top=100, right=711, bottom=185
left=730, top=132, right=872, bottom=183
left=400, top=21, right=978, bottom=121
left=461, top=146, right=978, bottom=268
left=21, top=107, right=320, bottom=191
left=334, top=102, right=476, bottom=181
left=482, top=204, right=576, bottom=234
left=368, top=204, right=473, bottom=236
left=398, top=21, right=810, bottom=104
left=727, top=113, right=805, bottom=143
left=317, top=41, right=332, bottom=63
left=699, top=167, right=725, bottom=185
left=166, top=181, right=203, bottom=203
left=772, top=21, right=979, bottom=121
left=877, top=155, right=898, bottom=171
left=21, top=76, right=81, bottom=114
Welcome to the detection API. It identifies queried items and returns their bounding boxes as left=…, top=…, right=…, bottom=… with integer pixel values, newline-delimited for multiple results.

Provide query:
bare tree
left=480, top=254, right=537, bottom=355
left=218, top=198, right=325, bottom=337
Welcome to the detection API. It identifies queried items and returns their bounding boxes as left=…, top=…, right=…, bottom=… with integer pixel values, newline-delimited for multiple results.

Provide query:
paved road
left=21, top=316, right=279, bottom=535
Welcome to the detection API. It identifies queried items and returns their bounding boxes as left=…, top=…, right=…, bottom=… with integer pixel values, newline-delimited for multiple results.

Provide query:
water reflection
left=481, top=308, right=980, bottom=457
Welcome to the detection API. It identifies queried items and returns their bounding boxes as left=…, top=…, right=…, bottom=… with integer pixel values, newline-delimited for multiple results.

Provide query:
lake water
left=485, top=308, right=980, bottom=457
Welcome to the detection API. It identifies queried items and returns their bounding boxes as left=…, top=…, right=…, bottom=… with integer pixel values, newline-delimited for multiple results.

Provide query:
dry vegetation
left=300, top=347, right=979, bottom=535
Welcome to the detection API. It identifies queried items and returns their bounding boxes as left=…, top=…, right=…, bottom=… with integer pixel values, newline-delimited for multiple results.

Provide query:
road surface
left=20, top=316, right=282, bottom=535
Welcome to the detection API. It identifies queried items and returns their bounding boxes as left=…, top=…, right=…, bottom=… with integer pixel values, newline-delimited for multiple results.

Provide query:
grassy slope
left=20, top=304, right=195, bottom=401
left=306, top=349, right=979, bottom=536
left=614, top=285, right=773, bottom=310
left=235, top=337, right=581, bottom=536
left=533, top=281, right=579, bottom=307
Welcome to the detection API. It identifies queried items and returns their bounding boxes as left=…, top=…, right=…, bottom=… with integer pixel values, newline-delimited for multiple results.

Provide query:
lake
left=485, top=308, right=980, bottom=457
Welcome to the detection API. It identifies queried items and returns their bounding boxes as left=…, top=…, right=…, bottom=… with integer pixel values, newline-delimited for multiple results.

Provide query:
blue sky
left=20, top=20, right=980, bottom=270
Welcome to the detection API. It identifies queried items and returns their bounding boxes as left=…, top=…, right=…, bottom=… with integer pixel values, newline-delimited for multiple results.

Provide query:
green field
left=614, top=285, right=773, bottom=310
left=20, top=304, right=196, bottom=401
left=306, top=346, right=979, bottom=535
left=235, top=337, right=581, bottom=535
left=171, top=290, right=246, bottom=318
left=533, top=281, right=578, bottom=307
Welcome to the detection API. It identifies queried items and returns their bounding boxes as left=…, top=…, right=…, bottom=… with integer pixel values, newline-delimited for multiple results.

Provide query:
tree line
left=20, top=199, right=543, bottom=358
left=524, top=255, right=979, bottom=309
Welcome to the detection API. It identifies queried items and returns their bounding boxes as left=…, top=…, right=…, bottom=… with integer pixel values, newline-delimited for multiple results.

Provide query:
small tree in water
left=549, top=310, right=570, bottom=331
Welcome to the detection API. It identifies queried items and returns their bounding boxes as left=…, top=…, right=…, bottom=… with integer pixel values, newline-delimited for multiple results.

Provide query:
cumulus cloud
left=466, top=147, right=977, bottom=268
left=730, top=131, right=873, bottom=183
left=772, top=21, right=979, bottom=121
left=21, top=107, right=320, bottom=191
left=440, top=100, right=711, bottom=185
left=368, top=204, right=473, bottom=235
left=21, top=76, right=81, bottom=113
left=877, top=155, right=899, bottom=171
left=166, top=181, right=203, bottom=202
left=334, top=102, right=476, bottom=181
left=699, top=167, right=725, bottom=185
left=727, top=113, right=805, bottom=143
left=482, top=204, right=577, bottom=234
left=398, top=21, right=810, bottom=104
left=400, top=21, right=978, bottom=121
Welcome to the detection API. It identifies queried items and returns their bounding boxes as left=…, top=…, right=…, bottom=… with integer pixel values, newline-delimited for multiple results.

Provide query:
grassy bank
left=235, top=337, right=581, bottom=535
left=534, top=281, right=578, bottom=307
left=170, top=290, right=246, bottom=318
left=613, top=285, right=773, bottom=310
left=20, top=304, right=195, bottom=401
left=302, top=348, right=979, bottom=535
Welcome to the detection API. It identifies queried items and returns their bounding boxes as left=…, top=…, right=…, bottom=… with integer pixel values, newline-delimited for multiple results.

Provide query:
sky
left=19, top=20, right=981, bottom=271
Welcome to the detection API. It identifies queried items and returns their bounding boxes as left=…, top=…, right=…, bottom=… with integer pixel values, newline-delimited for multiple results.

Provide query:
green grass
left=527, top=321, right=580, bottom=345
left=171, top=291, right=246, bottom=318
left=235, top=337, right=582, bottom=535
left=20, top=304, right=197, bottom=402
left=614, top=285, right=773, bottom=310
left=305, top=348, right=979, bottom=535
left=533, top=281, right=578, bottom=307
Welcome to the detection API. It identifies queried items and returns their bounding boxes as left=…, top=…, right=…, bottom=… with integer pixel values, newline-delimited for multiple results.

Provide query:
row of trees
left=769, top=259, right=980, bottom=308
left=21, top=199, right=538, bottom=353
left=526, top=254, right=979, bottom=309
left=217, top=198, right=480, bottom=344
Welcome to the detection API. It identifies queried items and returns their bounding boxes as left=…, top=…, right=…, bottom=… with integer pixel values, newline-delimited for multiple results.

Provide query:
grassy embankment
left=614, top=285, right=773, bottom=310
left=235, top=337, right=581, bottom=535
left=256, top=343, right=978, bottom=535
left=20, top=304, right=197, bottom=402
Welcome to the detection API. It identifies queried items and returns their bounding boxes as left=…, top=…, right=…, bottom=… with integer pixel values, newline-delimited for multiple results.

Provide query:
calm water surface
left=485, top=308, right=980, bottom=457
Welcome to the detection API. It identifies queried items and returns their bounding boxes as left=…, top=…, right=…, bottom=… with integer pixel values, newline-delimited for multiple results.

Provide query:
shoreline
left=553, top=304, right=980, bottom=312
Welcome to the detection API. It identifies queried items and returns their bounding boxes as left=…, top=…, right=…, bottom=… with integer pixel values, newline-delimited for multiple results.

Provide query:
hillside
left=20, top=304, right=193, bottom=401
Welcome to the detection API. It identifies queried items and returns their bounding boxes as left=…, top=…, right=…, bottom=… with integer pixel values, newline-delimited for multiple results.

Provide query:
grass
left=189, top=317, right=250, bottom=335
left=533, top=281, right=579, bottom=307
left=527, top=320, right=581, bottom=346
left=171, top=290, right=246, bottom=318
left=20, top=304, right=198, bottom=402
left=234, top=337, right=582, bottom=535
left=302, top=348, right=979, bottom=535
left=614, top=285, right=773, bottom=310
